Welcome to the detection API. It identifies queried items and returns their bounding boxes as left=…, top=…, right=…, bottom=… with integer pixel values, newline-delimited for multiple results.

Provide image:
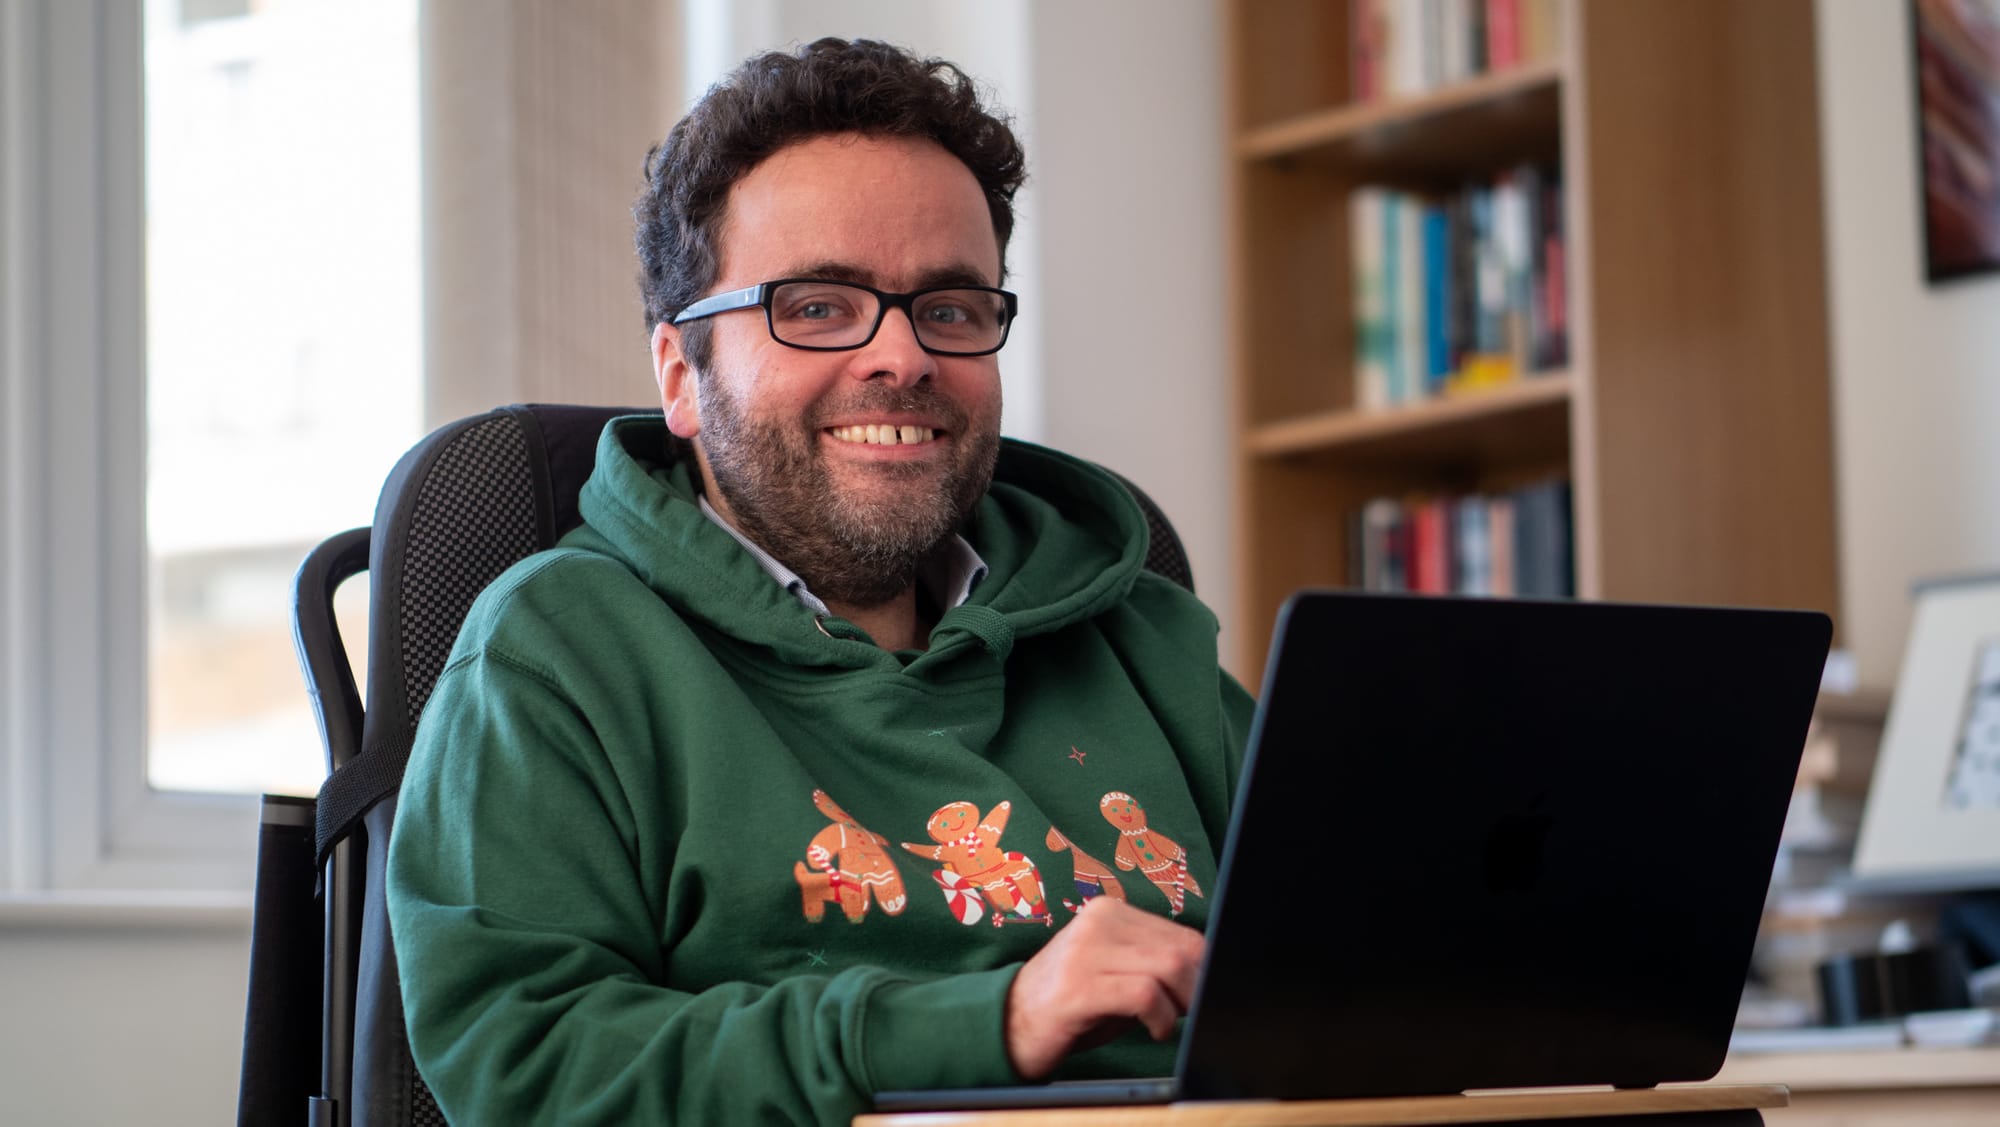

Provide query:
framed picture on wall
left=1912, top=0, right=2000, bottom=282
left=1851, top=574, right=2000, bottom=891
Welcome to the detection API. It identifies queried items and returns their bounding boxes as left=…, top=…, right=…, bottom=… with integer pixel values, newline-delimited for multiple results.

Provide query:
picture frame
left=1851, top=573, right=2000, bottom=890
left=1911, top=0, right=2000, bottom=283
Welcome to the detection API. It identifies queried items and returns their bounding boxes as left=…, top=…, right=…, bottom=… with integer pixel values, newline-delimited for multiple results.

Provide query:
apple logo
left=1483, top=795, right=1554, bottom=893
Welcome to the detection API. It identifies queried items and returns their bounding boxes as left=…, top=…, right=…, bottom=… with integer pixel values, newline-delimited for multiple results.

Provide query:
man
left=388, top=38, right=1254, bottom=1124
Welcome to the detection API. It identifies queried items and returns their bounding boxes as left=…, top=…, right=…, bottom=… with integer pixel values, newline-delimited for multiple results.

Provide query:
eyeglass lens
left=769, top=282, right=1008, bottom=353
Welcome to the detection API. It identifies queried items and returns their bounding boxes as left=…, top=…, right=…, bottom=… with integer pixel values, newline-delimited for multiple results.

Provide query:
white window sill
left=0, top=891, right=253, bottom=931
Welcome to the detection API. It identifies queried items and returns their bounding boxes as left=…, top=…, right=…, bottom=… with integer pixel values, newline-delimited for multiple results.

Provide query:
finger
left=1098, top=929, right=1205, bottom=1011
left=1131, top=979, right=1180, bottom=1042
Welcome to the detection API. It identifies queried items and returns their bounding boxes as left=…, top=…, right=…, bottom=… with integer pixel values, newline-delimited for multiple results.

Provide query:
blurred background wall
left=1819, top=0, right=2000, bottom=693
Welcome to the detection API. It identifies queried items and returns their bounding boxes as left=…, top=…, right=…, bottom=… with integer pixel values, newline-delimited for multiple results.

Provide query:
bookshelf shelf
left=1226, top=0, right=1840, bottom=682
left=1247, top=374, right=1571, bottom=467
left=1238, top=60, right=1563, bottom=179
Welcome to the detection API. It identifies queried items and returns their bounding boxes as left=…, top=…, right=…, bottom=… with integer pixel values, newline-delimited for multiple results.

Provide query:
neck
left=827, top=589, right=930, bottom=653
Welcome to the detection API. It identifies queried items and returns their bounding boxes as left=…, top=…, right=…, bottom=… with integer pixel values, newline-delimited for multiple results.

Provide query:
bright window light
left=143, top=0, right=421, bottom=796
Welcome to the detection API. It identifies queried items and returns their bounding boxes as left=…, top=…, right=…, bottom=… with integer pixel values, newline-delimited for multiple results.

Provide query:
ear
left=653, top=321, right=701, bottom=438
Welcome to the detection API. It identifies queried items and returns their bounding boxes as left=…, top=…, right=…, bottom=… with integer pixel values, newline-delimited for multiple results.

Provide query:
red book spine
left=1486, top=0, right=1520, bottom=69
left=1413, top=499, right=1450, bottom=593
left=1353, top=0, right=1382, bottom=102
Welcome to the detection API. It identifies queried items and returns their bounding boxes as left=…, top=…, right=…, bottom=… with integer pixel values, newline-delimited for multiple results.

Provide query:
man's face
left=654, top=133, right=1005, bottom=610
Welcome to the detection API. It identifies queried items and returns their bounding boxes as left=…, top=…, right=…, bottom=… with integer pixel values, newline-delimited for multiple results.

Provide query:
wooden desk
left=1713, top=1047, right=2000, bottom=1126
left=853, top=1083, right=1787, bottom=1126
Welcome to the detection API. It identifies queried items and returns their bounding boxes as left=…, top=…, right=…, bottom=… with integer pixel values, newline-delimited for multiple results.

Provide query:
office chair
left=239, top=402, right=1195, bottom=1127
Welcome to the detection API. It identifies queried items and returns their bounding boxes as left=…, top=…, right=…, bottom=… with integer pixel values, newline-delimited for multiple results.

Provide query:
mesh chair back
left=295, top=403, right=1193, bottom=1126
left=314, top=405, right=632, bottom=1126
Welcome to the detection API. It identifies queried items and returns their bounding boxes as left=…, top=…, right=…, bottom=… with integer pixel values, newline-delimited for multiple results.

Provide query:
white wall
left=1818, top=0, right=2000, bottom=692
left=1025, top=2, right=1236, bottom=661
left=0, top=914, right=249, bottom=1126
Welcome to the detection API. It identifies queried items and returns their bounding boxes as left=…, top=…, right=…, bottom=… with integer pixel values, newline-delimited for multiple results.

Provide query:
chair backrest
left=276, top=403, right=1194, bottom=1126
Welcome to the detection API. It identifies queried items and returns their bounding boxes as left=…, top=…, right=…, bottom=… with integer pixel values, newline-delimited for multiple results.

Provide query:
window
left=1, top=0, right=420, bottom=896
left=143, top=0, right=421, bottom=798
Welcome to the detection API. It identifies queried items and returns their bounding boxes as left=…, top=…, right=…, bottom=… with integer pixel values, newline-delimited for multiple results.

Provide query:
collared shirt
left=698, top=494, right=987, bottom=620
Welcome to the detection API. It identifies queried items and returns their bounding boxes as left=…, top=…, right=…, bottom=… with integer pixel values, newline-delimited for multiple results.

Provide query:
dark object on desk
left=878, top=591, right=1831, bottom=1111
left=1818, top=944, right=1974, bottom=1025
left=1942, top=890, right=2000, bottom=970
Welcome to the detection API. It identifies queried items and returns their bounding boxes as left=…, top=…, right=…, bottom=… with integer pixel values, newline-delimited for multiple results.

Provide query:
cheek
left=941, top=361, right=1004, bottom=417
left=708, top=337, right=833, bottom=421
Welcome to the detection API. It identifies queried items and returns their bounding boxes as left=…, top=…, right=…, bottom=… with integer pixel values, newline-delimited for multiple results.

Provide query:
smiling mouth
left=828, top=424, right=938, bottom=446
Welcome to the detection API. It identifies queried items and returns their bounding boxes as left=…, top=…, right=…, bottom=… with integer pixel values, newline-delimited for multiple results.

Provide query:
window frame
left=2, top=0, right=260, bottom=898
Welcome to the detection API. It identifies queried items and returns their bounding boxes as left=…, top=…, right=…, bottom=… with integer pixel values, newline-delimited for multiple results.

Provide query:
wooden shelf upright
left=1226, top=0, right=1841, bottom=681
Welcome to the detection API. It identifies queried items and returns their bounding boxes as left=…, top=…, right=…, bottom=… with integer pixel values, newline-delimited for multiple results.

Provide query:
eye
left=916, top=290, right=999, bottom=330
left=773, top=284, right=865, bottom=324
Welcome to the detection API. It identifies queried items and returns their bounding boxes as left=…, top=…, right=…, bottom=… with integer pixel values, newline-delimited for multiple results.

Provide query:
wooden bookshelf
left=1226, top=0, right=1840, bottom=680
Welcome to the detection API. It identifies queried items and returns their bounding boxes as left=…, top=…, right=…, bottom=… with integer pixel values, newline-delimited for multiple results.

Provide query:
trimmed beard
left=695, top=373, right=1001, bottom=610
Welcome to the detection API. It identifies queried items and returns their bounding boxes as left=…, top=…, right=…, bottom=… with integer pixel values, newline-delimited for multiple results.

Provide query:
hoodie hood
left=565, top=414, right=1149, bottom=673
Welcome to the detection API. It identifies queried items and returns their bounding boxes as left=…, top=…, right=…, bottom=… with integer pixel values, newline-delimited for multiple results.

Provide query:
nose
left=850, top=306, right=936, bottom=389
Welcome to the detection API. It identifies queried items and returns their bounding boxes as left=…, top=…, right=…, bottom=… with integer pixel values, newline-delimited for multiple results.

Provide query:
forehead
left=714, top=133, right=1002, bottom=288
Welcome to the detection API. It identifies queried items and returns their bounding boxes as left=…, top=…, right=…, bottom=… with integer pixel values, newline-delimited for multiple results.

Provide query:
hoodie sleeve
left=386, top=653, right=1021, bottom=1125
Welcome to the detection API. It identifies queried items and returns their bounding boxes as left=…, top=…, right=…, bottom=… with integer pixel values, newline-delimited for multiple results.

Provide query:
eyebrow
left=784, top=260, right=997, bottom=290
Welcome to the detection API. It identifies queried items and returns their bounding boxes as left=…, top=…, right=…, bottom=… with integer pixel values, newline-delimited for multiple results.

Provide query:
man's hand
left=1003, top=897, right=1206, bottom=1080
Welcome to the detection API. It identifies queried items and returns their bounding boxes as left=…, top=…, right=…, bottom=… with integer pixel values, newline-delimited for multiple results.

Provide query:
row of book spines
left=1349, top=168, right=1569, bottom=409
left=1346, top=479, right=1574, bottom=598
left=1351, top=0, right=1563, bottom=103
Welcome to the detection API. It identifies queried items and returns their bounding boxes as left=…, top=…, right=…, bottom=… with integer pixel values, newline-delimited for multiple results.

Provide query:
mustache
left=807, top=385, right=969, bottom=432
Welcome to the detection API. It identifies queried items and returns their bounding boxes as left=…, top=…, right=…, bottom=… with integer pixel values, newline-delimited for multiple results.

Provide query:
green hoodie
left=388, top=415, right=1255, bottom=1125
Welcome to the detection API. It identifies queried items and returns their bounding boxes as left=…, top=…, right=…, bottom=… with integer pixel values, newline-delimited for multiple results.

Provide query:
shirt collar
left=697, top=494, right=987, bottom=619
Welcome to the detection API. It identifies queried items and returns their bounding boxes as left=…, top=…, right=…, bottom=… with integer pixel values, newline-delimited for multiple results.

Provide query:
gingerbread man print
left=793, top=789, right=908, bottom=924
left=901, top=800, right=1051, bottom=927
left=1045, top=825, right=1126, bottom=912
left=1099, top=791, right=1203, bottom=917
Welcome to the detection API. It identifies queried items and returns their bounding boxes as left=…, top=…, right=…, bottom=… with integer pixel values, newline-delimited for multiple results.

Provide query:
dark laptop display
left=876, top=592, right=1831, bottom=1112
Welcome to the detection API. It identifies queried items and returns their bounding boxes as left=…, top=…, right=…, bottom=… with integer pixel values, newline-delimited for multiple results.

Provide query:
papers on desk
left=1731, top=1007, right=2000, bottom=1054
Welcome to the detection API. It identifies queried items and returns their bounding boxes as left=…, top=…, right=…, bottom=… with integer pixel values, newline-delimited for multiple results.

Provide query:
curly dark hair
left=634, top=38, right=1028, bottom=369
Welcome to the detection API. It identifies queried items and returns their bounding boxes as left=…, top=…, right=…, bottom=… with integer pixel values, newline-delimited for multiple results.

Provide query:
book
left=1349, top=485, right=1566, bottom=597
left=1487, top=496, right=1516, bottom=596
left=1348, top=166, right=1565, bottom=407
left=1486, top=0, right=1521, bottom=70
left=1421, top=203, right=1452, bottom=397
left=1411, top=497, right=1450, bottom=593
left=1511, top=477, right=1574, bottom=598
left=1396, top=192, right=1425, bottom=405
left=1349, top=0, right=1558, bottom=102
left=1521, top=0, right=1562, bottom=64
left=1352, top=0, right=1384, bottom=101
left=1536, top=173, right=1569, bottom=370
left=1350, top=188, right=1392, bottom=409
left=1454, top=495, right=1492, bottom=596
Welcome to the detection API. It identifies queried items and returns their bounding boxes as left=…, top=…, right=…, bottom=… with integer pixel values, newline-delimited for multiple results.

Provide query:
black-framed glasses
left=671, top=278, right=1019, bottom=356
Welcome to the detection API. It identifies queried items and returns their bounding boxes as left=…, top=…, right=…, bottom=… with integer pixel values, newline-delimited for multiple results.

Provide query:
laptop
left=875, top=591, right=1831, bottom=1112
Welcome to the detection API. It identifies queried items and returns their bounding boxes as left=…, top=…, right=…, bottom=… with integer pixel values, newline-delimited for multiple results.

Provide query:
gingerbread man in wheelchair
left=901, top=799, right=1051, bottom=927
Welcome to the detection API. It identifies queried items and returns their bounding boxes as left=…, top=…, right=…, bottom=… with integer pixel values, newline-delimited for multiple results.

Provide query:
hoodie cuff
left=860, top=964, right=1023, bottom=1093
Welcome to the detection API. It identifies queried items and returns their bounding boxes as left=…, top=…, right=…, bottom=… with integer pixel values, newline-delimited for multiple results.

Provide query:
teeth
left=831, top=424, right=935, bottom=445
